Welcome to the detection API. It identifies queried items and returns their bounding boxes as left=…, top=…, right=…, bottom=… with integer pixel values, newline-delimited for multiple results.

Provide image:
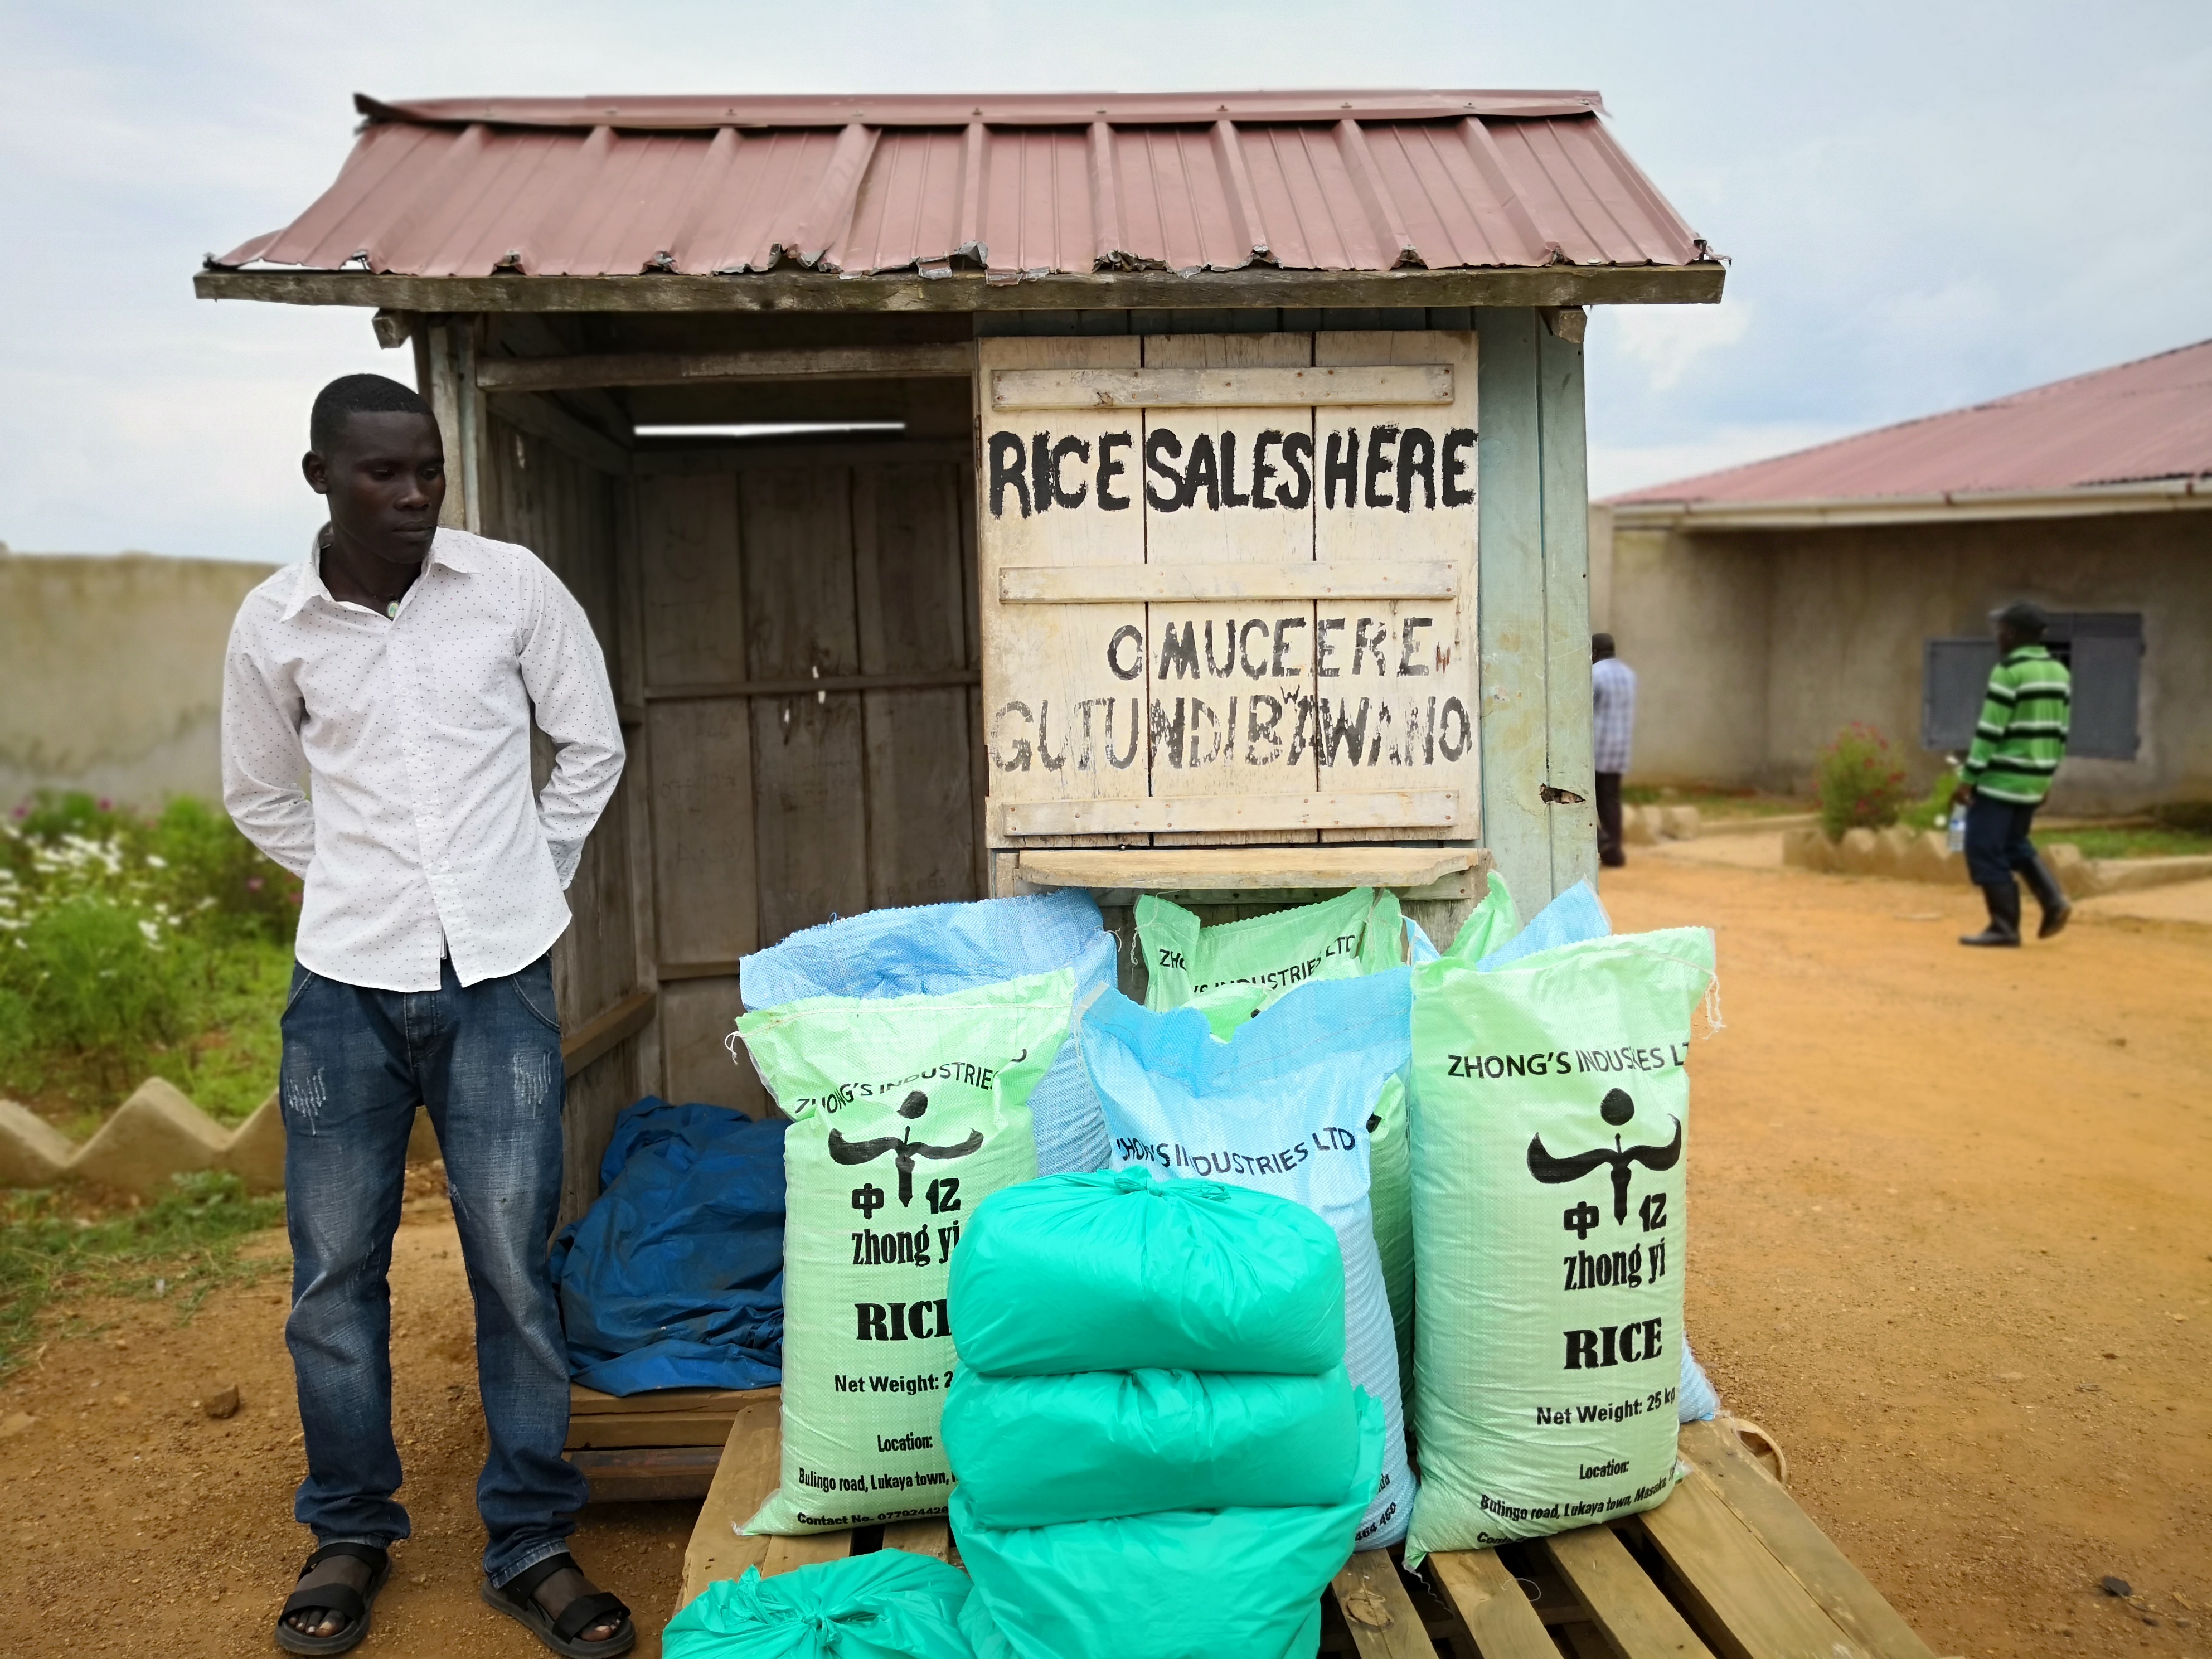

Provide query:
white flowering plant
left=1, top=793, right=299, bottom=1118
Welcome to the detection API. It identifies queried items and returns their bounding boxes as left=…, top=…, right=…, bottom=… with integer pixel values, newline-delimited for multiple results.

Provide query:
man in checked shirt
left=1591, top=633, right=1637, bottom=869
left=224, top=374, right=635, bottom=1657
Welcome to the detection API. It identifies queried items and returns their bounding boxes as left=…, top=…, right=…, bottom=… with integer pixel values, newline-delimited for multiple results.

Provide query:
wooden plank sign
left=976, top=332, right=1479, bottom=858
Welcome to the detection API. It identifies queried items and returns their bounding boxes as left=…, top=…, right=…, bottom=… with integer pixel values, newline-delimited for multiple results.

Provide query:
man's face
left=303, top=411, right=446, bottom=566
left=1996, top=622, right=2021, bottom=653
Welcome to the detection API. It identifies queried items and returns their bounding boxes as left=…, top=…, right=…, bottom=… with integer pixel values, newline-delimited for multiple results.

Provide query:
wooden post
left=424, top=317, right=486, bottom=532
left=1474, top=309, right=1595, bottom=906
left=1538, top=319, right=1599, bottom=893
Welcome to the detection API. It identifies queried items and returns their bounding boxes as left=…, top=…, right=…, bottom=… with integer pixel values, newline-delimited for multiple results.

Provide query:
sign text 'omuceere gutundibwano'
left=977, top=333, right=1479, bottom=843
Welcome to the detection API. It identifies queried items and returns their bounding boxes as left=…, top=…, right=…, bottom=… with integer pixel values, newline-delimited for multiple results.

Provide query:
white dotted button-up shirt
left=222, top=527, right=625, bottom=992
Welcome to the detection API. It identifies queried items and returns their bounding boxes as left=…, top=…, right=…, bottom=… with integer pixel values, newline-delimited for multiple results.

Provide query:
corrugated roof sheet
left=211, top=90, right=1715, bottom=280
left=1611, top=340, right=2212, bottom=506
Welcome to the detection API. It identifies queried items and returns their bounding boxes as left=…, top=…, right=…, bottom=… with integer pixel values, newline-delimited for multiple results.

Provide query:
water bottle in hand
left=1946, top=804, right=1967, bottom=854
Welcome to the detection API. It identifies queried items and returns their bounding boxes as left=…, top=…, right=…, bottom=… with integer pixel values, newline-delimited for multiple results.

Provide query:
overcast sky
left=3, top=0, right=2207, bottom=561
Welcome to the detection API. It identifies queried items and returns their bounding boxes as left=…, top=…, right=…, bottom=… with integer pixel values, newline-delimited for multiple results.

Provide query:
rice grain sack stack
left=1405, top=929, right=1715, bottom=1560
left=1137, top=887, right=1401, bottom=1037
left=735, top=971, right=1072, bottom=1535
left=1084, top=974, right=1419, bottom=1547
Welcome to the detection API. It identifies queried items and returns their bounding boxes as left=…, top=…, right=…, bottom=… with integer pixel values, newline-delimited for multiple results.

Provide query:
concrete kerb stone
left=0, top=1099, right=75, bottom=1187
left=1623, top=806, right=1659, bottom=846
left=0, top=1086, right=440, bottom=1197
left=69, top=1077, right=230, bottom=1194
left=1776, top=827, right=2209, bottom=899
left=1837, top=827, right=1881, bottom=874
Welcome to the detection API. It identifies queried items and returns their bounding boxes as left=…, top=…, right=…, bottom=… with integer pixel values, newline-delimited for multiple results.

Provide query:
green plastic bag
left=1443, top=868, right=1520, bottom=961
left=662, top=1549, right=974, bottom=1659
left=948, top=1167, right=1345, bottom=1378
left=943, top=1362, right=1360, bottom=1529
left=1138, top=887, right=1403, bottom=1037
left=736, top=973, right=1071, bottom=1535
left=953, top=1389, right=1382, bottom=1659
left=1405, top=929, right=1714, bottom=1561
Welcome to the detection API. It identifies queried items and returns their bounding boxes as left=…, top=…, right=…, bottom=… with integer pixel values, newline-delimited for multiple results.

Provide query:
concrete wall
left=0, top=552, right=281, bottom=811
left=1597, top=507, right=2212, bottom=812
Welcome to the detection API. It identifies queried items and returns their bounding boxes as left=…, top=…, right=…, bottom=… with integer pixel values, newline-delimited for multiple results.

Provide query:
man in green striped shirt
left=1952, top=602, right=2073, bottom=947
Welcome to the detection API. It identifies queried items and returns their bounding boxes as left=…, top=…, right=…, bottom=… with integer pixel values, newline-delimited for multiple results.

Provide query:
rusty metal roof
left=1611, top=340, right=2212, bottom=514
left=210, top=90, right=1715, bottom=281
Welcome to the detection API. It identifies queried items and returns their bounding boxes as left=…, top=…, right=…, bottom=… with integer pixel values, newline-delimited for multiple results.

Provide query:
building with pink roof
left=1592, top=341, right=2212, bottom=812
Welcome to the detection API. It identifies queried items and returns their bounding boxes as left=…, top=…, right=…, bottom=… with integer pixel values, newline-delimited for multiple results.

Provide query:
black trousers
left=1964, top=795, right=2040, bottom=890
left=1595, top=771, right=1626, bottom=867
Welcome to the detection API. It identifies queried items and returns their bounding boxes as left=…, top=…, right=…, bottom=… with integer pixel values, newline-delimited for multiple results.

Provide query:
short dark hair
left=1592, top=632, right=1616, bottom=659
left=310, top=373, right=433, bottom=454
left=1995, top=601, right=2049, bottom=641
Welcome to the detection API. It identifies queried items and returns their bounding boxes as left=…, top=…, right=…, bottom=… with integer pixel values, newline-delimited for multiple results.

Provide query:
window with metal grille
left=1921, top=612, right=2142, bottom=760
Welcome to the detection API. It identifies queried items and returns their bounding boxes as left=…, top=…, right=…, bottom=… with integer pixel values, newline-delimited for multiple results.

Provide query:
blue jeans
left=1964, top=795, right=2040, bottom=890
left=279, top=953, right=585, bottom=1587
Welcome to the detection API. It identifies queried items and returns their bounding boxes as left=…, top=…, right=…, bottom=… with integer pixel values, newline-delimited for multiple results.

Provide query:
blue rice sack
left=1082, top=974, right=1418, bottom=1548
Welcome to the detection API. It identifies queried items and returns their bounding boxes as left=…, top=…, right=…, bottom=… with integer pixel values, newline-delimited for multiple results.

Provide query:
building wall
left=1599, top=508, right=2212, bottom=812
left=0, top=552, right=280, bottom=812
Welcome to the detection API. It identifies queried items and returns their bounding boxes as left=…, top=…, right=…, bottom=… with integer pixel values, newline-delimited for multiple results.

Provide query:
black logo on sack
left=831, top=1090, right=983, bottom=1216
left=1528, top=1088, right=1681, bottom=1238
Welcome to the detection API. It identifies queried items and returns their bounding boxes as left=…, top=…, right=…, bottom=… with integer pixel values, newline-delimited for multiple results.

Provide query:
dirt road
left=1613, top=853, right=2212, bottom=1657
left=0, top=855, right=2205, bottom=1657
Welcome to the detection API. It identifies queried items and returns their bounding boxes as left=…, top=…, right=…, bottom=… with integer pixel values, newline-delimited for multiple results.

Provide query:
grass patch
left=1, top=792, right=298, bottom=1126
left=2049, top=826, right=2212, bottom=861
left=1622, top=785, right=1808, bottom=819
left=0, top=1170, right=287, bottom=1377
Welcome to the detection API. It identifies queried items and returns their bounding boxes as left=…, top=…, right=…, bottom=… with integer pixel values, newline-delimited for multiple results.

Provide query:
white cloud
left=1587, top=423, right=1857, bottom=502
left=1605, top=300, right=1752, bottom=393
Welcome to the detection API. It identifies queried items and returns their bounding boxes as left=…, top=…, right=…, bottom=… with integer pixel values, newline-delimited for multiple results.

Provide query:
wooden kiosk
left=200, top=88, right=1937, bottom=1656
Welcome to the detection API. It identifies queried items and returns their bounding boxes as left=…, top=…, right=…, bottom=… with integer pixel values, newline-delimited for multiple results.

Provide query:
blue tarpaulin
left=549, top=1098, right=787, bottom=1396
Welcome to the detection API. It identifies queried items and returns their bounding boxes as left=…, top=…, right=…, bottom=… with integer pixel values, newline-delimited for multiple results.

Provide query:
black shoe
left=1960, top=882, right=2021, bottom=947
left=2021, top=854, right=2072, bottom=938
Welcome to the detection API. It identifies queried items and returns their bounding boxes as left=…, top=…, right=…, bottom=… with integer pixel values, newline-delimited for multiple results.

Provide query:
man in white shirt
left=1591, top=633, right=1637, bottom=869
left=224, top=375, right=632, bottom=1657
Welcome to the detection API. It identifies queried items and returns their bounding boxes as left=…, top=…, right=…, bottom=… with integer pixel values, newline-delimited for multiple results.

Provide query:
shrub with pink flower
left=1814, top=724, right=1912, bottom=841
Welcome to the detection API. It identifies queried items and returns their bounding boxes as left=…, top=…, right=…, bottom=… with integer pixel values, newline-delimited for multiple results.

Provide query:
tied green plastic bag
left=953, top=1390, right=1382, bottom=1659
left=737, top=972, right=1070, bottom=1535
left=943, top=1362, right=1360, bottom=1529
left=662, top=1549, right=973, bottom=1659
left=1405, top=929, right=1714, bottom=1560
left=948, top=1168, right=1344, bottom=1377
left=1138, top=887, right=1402, bottom=1037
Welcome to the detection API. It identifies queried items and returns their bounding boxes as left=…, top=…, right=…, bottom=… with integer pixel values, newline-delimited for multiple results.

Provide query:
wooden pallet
left=677, top=1394, right=956, bottom=1600
left=677, top=1414, right=1945, bottom=1659
left=562, top=1382, right=779, bottom=1503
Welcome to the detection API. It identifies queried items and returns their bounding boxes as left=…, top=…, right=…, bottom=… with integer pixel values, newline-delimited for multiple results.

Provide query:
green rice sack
left=1442, top=867, right=1520, bottom=961
left=1405, top=929, right=1715, bottom=1560
left=1365, top=1073, right=1415, bottom=1388
left=736, top=971, right=1071, bottom=1535
left=953, top=1390, right=1382, bottom=1659
left=943, top=1362, right=1361, bottom=1529
left=947, top=1167, right=1344, bottom=1378
left=1138, top=887, right=1403, bottom=1037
